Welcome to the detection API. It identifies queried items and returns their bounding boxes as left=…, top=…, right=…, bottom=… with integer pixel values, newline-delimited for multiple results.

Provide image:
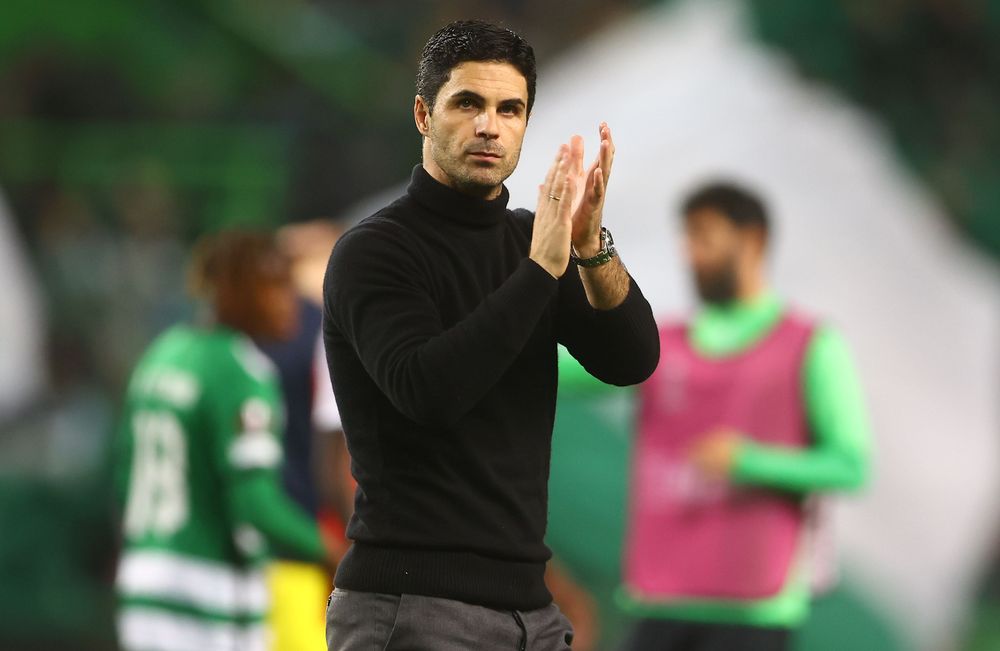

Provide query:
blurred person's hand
left=689, top=429, right=743, bottom=480
left=545, top=560, right=599, bottom=651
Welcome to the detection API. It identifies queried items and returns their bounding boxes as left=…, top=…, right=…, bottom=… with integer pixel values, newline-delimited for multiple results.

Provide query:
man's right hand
left=529, top=145, right=577, bottom=278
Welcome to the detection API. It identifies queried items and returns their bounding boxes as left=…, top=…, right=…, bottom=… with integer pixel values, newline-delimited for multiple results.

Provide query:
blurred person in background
left=256, top=219, right=351, bottom=651
left=618, top=183, right=871, bottom=651
left=322, top=19, right=659, bottom=651
left=113, top=229, right=340, bottom=651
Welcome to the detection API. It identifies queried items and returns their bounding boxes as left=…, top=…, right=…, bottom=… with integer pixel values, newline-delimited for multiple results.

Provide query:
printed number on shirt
left=124, top=410, right=189, bottom=538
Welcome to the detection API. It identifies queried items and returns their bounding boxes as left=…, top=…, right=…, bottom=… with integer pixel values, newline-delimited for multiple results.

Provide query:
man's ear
left=414, top=95, right=431, bottom=137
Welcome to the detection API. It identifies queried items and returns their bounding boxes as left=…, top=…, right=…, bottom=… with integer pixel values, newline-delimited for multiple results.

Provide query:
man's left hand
left=689, top=429, right=744, bottom=480
left=567, top=123, right=615, bottom=257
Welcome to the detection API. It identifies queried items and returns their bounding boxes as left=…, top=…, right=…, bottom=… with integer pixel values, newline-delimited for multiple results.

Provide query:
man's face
left=233, top=252, right=299, bottom=342
left=418, top=61, right=529, bottom=197
left=683, top=208, right=751, bottom=305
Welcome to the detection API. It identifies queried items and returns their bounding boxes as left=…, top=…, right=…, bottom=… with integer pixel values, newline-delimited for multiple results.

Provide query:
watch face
left=604, top=228, right=614, bottom=248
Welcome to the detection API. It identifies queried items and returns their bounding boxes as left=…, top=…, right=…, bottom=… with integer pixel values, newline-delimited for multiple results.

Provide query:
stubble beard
left=695, top=260, right=740, bottom=305
left=428, top=126, right=520, bottom=198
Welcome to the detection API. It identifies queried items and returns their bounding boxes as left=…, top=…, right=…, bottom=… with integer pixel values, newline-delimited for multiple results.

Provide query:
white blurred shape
left=0, top=189, right=46, bottom=417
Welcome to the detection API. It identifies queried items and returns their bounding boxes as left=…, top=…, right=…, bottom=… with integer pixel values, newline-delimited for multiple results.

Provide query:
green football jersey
left=115, top=325, right=290, bottom=651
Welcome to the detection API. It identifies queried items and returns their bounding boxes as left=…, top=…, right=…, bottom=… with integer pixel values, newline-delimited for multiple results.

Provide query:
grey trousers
left=326, top=588, right=575, bottom=651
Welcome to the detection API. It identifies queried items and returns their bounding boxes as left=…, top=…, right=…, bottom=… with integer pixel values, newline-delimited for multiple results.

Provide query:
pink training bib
left=623, top=313, right=815, bottom=601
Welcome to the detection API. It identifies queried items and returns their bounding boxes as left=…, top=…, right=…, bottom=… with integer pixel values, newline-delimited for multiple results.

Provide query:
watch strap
left=570, top=227, right=617, bottom=268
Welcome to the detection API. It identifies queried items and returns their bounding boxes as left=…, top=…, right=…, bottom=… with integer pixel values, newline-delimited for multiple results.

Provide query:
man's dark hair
left=416, top=20, right=537, bottom=115
left=681, top=181, right=770, bottom=238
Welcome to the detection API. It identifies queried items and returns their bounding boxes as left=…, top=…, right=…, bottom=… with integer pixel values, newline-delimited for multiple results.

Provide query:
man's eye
left=499, top=105, right=522, bottom=116
left=458, top=99, right=475, bottom=108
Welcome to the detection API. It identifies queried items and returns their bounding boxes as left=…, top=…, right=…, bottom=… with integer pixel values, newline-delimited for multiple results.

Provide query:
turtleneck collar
left=406, top=164, right=510, bottom=227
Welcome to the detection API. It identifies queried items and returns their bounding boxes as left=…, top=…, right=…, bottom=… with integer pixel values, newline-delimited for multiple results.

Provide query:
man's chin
left=697, top=290, right=738, bottom=306
left=695, top=281, right=738, bottom=305
left=455, top=169, right=507, bottom=194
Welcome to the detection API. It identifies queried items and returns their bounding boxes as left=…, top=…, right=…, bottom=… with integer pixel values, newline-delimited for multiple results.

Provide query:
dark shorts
left=326, top=588, right=574, bottom=651
left=619, top=618, right=792, bottom=651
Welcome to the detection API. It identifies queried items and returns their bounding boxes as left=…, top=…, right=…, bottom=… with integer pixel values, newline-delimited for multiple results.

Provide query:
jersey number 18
left=124, top=410, right=190, bottom=538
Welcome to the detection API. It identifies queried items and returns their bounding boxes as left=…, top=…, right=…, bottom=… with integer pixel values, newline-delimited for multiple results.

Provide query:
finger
left=550, top=150, right=570, bottom=204
left=541, top=144, right=566, bottom=198
left=599, top=123, right=615, bottom=179
left=538, top=148, right=568, bottom=212
left=592, top=166, right=605, bottom=201
left=570, top=135, right=585, bottom=176
left=599, top=121, right=614, bottom=148
left=546, top=144, right=565, bottom=189
left=557, top=175, right=576, bottom=224
left=584, top=159, right=600, bottom=201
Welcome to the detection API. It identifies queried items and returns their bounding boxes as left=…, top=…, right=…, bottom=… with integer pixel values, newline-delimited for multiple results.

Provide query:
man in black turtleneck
left=322, top=20, right=660, bottom=651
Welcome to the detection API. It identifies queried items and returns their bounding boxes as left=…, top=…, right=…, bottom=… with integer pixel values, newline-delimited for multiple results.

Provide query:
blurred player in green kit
left=114, top=230, right=338, bottom=651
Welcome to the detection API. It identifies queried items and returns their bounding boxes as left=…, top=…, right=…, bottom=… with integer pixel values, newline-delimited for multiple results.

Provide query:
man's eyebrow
left=449, top=90, right=485, bottom=103
left=449, top=90, right=526, bottom=107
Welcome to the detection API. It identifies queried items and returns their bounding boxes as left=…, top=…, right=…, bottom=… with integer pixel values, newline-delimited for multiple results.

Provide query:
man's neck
left=692, top=290, right=782, bottom=357
left=736, top=272, right=767, bottom=303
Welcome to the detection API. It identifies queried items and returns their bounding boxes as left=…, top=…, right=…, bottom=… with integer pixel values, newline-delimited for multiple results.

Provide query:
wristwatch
left=570, top=227, right=617, bottom=268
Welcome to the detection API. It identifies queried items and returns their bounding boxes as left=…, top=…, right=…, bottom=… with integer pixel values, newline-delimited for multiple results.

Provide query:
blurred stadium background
left=1, top=1, right=998, bottom=650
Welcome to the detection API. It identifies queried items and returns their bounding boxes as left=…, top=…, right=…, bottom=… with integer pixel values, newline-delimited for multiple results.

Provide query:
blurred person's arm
left=732, top=326, right=871, bottom=492
left=213, top=376, right=336, bottom=569
left=314, top=431, right=355, bottom=525
left=313, top=333, right=355, bottom=524
left=692, top=326, right=870, bottom=492
left=545, top=559, right=598, bottom=651
left=229, top=473, right=328, bottom=561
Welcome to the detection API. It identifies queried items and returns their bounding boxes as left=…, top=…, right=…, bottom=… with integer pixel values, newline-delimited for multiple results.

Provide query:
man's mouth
left=468, top=151, right=502, bottom=159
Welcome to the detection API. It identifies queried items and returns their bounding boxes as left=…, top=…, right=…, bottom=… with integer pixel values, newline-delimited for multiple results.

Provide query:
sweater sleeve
left=732, top=326, right=871, bottom=493
left=555, top=267, right=660, bottom=387
left=325, top=224, right=560, bottom=427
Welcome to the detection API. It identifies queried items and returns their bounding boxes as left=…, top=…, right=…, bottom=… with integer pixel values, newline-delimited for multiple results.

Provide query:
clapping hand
left=567, top=123, right=615, bottom=257
left=529, top=145, right=577, bottom=278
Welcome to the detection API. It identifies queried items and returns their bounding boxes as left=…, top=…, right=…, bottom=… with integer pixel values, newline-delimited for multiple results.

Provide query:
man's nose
left=474, top=109, right=500, bottom=139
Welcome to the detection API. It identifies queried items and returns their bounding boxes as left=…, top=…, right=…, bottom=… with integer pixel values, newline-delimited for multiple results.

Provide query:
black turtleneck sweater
left=323, top=165, right=659, bottom=610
